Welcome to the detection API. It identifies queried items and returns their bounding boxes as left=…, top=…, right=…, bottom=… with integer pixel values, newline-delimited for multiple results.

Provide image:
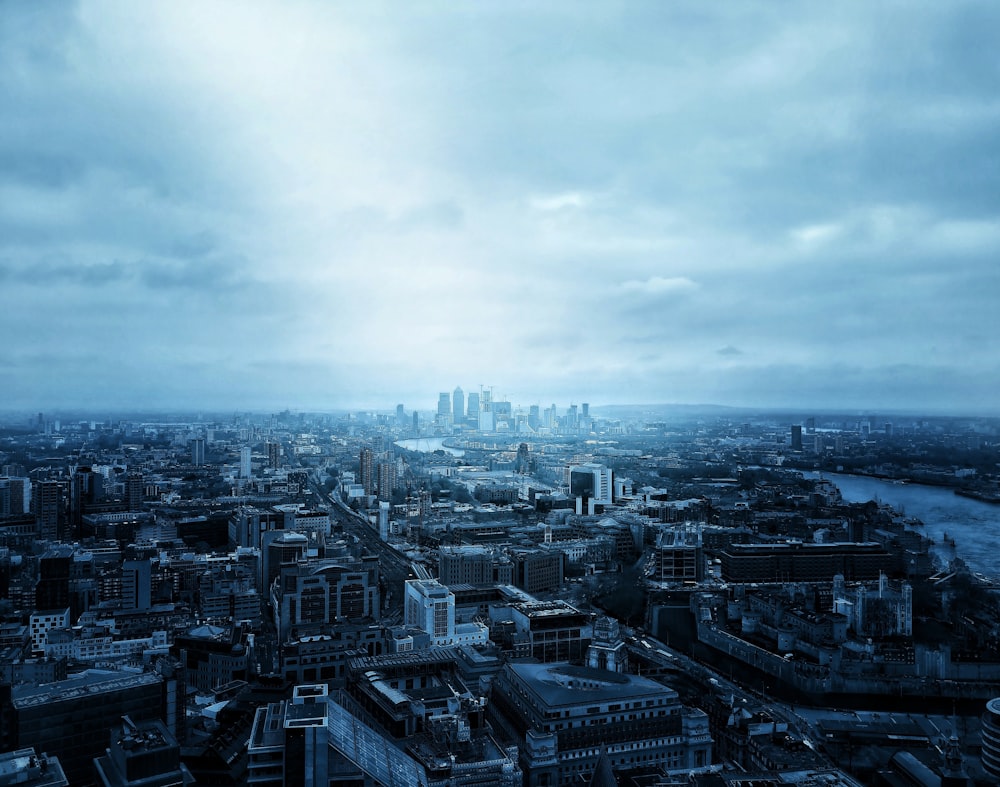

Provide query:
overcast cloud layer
left=2, top=1, right=999, bottom=414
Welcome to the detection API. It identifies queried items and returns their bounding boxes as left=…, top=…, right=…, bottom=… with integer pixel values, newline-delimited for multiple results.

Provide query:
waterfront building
left=437, top=392, right=451, bottom=422
left=467, top=392, right=480, bottom=423
left=719, top=542, right=894, bottom=583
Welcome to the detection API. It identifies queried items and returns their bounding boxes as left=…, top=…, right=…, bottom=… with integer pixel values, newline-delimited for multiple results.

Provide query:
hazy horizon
left=3, top=2, right=999, bottom=414
left=4, top=399, right=999, bottom=424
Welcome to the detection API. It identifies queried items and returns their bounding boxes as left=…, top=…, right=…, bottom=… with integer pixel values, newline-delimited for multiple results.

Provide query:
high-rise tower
left=190, top=438, right=206, bottom=466
left=34, top=480, right=62, bottom=541
left=453, top=386, right=465, bottom=425
left=791, top=425, right=803, bottom=451
left=467, top=392, right=480, bottom=422
left=377, top=461, right=396, bottom=502
left=359, top=447, right=375, bottom=496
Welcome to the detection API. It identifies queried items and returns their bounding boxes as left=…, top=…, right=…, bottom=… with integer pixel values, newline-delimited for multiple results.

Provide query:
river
left=808, top=472, right=1000, bottom=580
left=393, top=437, right=465, bottom=457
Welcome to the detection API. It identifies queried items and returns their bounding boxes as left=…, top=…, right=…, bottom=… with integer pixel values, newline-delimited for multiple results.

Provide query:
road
left=626, top=633, right=831, bottom=762
left=304, top=468, right=413, bottom=615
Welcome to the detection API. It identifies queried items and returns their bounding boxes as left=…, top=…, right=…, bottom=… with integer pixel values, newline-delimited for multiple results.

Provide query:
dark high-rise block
left=791, top=424, right=803, bottom=451
left=11, top=672, right=165, bottom=785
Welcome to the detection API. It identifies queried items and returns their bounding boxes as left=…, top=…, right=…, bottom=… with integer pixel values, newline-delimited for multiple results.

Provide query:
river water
left=393, top=437, right=465, bottom=457
left=808, top=472, right=1000, bottom=580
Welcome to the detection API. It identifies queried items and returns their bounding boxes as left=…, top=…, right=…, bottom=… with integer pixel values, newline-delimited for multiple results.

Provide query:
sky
left=2, top=1, right=999, bottom=415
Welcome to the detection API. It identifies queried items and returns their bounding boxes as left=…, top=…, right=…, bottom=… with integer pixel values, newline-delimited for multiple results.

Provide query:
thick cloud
left=2, top=1, right=999, bottom=413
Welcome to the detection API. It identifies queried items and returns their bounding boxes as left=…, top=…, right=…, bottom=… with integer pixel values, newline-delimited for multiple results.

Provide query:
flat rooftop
left=12, top=670, right=160, bottom=709
left=509, top=662, right=677, bottom=708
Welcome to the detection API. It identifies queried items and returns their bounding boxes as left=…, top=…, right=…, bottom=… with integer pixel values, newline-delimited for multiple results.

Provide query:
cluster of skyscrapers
left=423, top=387, right=592, bottom=434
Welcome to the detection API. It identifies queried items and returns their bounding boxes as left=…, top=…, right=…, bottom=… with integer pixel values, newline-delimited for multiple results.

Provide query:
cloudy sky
left=2, top=2, right=999, bottom=414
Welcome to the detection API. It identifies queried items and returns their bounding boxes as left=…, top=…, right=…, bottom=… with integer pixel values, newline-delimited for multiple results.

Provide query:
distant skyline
left=3, top=2, right=999, bottom=414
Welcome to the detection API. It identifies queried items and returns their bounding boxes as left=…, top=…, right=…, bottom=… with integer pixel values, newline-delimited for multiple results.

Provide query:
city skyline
left=3, top=2, right=999, bottom=414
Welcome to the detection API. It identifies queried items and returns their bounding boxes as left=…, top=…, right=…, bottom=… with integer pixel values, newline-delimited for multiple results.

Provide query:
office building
left=125, top=473, right=143, bottom=512
left=35, top=546, right=72, bottom=613
left=267, top=441, right=281, bottom=470
left=28, top=608, right=70, bottom=655
left=190, top=439, right=205, bottom=466
left=652, top=527, right=705, bottom=582
left=171, top=624, right=252, bottom=694
left=376, top=461, right=396, bottom=502
left=248, top=686, right=334, bottom=787
left=719, top=542, right=894, bottom=583
left=403, top=579, right=488, bottom=648
left=983, top=697, right=1000, bottom=778
left=228, top=506, right=282, bottom=550
left=0, top=477, right=28, bottom=518
left=70, top=467, right=103, bottom=534
left=93, top=717, right=193, bottom=786
left=568, top=463, right=613, bottom=505
left=500, top=599, right=591, bottom=663
left=240, top=446, right=252, bottom=479
left=261, top=531, right=309, bottom=594
left=467, top=392, right=480, bottom=422
left=271, top=558, right=380, bottom=641
left=33, top=480, right=62, bottom=541
left=490, top=662, right=711, bottom=785
left=0, top=748, right=68, bottom=787
left=122, top=558, right=152, bottom=612
left=510, top=548, right=564, bottom=594
left=791, top=425, right=803, bottom=451
left=453, top=386, right=464, bottom=424
left=437, top=392, right=451, bottom=419
left=438, top=546, right=513, bottom=586
left=358, top=448, right=375, bottom=497
left=10, top=671, right=165, bottom=785
left=378, top=501, right=391, bottom=541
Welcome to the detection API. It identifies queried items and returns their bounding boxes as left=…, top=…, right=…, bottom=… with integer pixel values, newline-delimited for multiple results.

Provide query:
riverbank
left=809, top=471, right=1000, bottom=581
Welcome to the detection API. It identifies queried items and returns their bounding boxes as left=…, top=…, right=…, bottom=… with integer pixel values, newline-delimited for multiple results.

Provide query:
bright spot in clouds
left=2, top=1, right=1000, bottom=414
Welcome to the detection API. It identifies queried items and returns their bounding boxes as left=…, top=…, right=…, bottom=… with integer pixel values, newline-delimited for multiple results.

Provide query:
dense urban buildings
left=0, top=402, right=998, bottom=784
